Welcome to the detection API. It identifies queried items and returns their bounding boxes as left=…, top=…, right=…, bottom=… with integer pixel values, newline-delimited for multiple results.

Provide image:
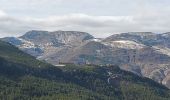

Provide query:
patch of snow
left=107, top=71, right=112, bottom=76
left=103, top=40, right=145, bottom=49
left=107, top=78, right=111, bottom=84
left=161, top=33, right=170, bottom=38
left=17, top=38, right=36, bottom=48
left=162, top=80, right=167, bottom=85
left=37, top=56, right=43, bottom=59
left=91, top=38, right=101, bottom=42
left=153, top=46, right=170, bottom=56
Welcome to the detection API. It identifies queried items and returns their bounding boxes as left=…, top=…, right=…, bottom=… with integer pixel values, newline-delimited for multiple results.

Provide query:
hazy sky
left=0, top=0, right=170, bottom=38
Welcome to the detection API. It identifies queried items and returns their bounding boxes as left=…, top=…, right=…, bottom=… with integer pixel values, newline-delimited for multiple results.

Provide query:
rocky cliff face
left=3, top=31, right=170, bottom=89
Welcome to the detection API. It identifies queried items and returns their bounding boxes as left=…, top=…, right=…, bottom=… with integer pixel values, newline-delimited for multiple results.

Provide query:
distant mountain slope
left=2, top=30, right=94, bottom=57
left=104, top=32, right=170, bottom=47
left=103, top=32, right=170, bottom=86
left=20, top=30, right=94, bottom=46
left=3, top=31, right=170, bottom=89
left=1, top=40, right=170, bottom=100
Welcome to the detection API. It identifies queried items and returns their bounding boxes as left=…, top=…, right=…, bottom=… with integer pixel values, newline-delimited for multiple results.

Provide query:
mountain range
left=3, top=30, right=170, bottom=89
left=0, top=39, right=170, bottom=100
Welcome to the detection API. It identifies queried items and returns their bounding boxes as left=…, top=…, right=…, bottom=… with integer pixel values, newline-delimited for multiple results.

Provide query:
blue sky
left=0, top=0, right=170, bottom=37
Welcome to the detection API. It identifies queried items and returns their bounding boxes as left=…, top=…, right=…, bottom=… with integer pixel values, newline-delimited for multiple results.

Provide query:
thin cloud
left=0, top=0, right=170, bottom=38
left=0, top=13, right=135, bottom=37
